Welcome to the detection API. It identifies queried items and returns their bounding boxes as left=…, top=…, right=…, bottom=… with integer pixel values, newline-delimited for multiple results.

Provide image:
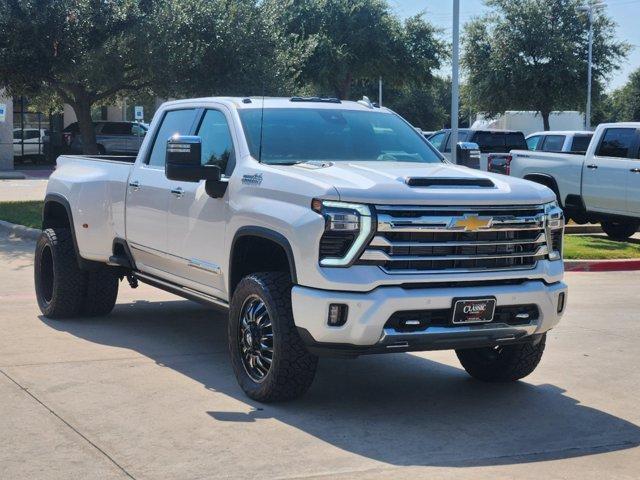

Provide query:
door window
left=147, top=109, right=198, bottom=167
left=428, top=132, right=446, bottom=151
left=526, top=135, right=541, bottom=150
left=197, top=110, right=235, bottom=175
left=570, top=135, right=592, bottom=153
left=541, top=135, right=566, bottom=152
left=596, top=128, right=636, bottom=158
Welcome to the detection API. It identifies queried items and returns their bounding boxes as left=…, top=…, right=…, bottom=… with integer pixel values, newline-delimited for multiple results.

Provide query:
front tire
left=456, top=334, right=546, bottom=382
left=601, top=220, right=639, bottom=241
left=34, top=228, right=87, bottom=318
left=81, top=267, right=119, bottom=316
left=228, top=272, right=318, bottom=402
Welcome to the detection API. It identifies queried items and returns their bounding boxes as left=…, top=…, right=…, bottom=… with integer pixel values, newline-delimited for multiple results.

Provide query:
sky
left=390, top=0, right=640, bottom=91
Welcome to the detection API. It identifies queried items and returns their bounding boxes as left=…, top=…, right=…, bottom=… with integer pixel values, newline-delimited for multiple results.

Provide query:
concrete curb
left=0, top=171, right=27, bottom=180
left=565, top=258, right=640, bottom=272
left=565, top=224, right=602, bottom=234
left=0, top=220, right=41, bottom=241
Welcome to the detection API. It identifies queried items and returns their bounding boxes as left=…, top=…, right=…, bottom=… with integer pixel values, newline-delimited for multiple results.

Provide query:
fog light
left=328, top=303, right=348, bottom=327
left=557, top=292, right=566, bottom=313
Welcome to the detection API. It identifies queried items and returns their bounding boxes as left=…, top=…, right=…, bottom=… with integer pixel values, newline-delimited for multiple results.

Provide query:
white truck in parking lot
left=36, top=97, right=567, bottom=402
left=508, top=123, right=640, bottom=240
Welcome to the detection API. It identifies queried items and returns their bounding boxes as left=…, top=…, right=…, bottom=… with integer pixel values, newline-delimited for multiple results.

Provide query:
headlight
left=312, top=199, right=373, bottom=267
left=545, top=201, right=564, bottom=261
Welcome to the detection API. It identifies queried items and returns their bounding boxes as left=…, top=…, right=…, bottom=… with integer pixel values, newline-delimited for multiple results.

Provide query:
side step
left=107, top=254, right=133, bottom=269
left=134, top=271, right=229, bottom=311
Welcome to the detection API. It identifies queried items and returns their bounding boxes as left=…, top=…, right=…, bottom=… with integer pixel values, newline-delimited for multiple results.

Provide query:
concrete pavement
left=0, top=178, right=48, bottom=202
left=0, top=231, right=639, bottom=479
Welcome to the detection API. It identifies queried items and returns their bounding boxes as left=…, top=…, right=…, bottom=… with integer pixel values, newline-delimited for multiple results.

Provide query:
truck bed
left=47, top=154, right=135, bottom=262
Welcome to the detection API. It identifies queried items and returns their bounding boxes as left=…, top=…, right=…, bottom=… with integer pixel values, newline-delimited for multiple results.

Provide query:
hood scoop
left=405, top=177, right=495, bottom=188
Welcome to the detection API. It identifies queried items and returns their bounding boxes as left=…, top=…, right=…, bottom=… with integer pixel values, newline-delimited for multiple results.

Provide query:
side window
left=131, top=123, right=147, bottom=136
left=526, top=135, right=542, bottom=150
left=428, top=132, right=446, bottom=151
left=197, top=110, right=235, bottom=175
left=541, top=135, right=566, bottom=152
left=147, top=109, right=198, bottom=167
left=444, top=131, right=470, bottom=152
left=506, top=132, right=526, bottom=150
left=570, top=135, right=592, bottom=153
left=473, top=131, right=506, bottom=153
left=596, top=128, right=636, bottom=158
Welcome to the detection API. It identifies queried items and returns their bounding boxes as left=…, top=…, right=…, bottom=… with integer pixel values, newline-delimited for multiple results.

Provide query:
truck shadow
left=41, top=298, right=640, bottom=468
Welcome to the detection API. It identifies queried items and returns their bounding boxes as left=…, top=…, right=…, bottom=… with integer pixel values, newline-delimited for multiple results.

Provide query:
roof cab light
left=312, top=199, right=373, bottom=267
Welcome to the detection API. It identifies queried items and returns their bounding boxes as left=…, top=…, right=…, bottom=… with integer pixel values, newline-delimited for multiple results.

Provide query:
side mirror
left=165, top=135, right=221, bottom=182
left=456, top=142, right=481, bottom=169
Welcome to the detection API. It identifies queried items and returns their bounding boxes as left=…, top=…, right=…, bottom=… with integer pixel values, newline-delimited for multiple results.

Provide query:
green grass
left=0, top=201, right=43, bottom=229
left=564, top=235, right=640, bottom=260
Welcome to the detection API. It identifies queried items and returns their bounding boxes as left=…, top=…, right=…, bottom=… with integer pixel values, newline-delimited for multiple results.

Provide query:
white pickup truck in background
left=507, top=123, right=640, bottom=240
left=488, top=130, right=593, bottom=175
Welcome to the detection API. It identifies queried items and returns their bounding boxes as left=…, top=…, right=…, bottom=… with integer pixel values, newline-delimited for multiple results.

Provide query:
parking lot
left=1, top=230, right=639, bottom=480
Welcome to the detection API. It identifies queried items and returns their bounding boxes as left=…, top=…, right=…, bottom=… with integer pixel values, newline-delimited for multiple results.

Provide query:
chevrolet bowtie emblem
left=451, top=215, right=493, bottom=231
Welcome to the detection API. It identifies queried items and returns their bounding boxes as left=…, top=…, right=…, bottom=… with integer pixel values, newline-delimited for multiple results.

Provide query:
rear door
left=125, top=108, right=199, bottom=275
left=627, top=137, right=640, bottom=215
left=582, top=127, right=638, bottom=214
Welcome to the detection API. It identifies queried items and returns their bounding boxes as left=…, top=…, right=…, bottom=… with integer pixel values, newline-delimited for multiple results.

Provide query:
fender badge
left=242, top=173, right=263, bottom=186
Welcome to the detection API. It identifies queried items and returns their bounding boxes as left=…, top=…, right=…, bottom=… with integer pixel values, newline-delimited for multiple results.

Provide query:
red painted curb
left=564, top=259, right=640, bottom=272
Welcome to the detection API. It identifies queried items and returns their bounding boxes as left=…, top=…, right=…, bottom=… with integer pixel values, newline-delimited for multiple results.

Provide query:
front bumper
left=291, top=280, right=567, bottom=356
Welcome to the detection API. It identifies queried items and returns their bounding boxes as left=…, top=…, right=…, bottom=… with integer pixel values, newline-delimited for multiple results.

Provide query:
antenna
left=258, top=85, right=265, bottom=163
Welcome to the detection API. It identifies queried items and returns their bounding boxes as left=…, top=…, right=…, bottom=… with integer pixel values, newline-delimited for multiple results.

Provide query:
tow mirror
left=456, top=142, right=481, bottom=169
left=165, top=135, right=221, bottom=182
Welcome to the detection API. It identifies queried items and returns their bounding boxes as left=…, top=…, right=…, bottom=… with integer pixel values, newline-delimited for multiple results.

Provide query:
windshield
left=238, top=108, right=443, bottom=165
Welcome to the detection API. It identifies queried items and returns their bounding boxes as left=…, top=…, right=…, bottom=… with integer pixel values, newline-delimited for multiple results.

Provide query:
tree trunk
left=334, top=72, right=353, bottom=100
left=541, top=111, right=550, bottom=131
left=71, top=100, right=99, bottom=155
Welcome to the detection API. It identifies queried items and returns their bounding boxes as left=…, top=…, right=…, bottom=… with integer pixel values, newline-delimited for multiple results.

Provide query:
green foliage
left=605, top=68, right=640, bottom=122
left=462, top=0, right=628, bottom=130
left=0, top=201, right=43, bottom=229
left=265, top=0, right=446, bottom=99
left=564, top=235, right=640, bottom=260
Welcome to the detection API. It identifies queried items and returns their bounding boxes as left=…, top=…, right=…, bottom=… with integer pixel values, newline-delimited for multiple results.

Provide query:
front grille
left=357, top=204, right=550, bottom=273
left=385, top=304, right=539, bottom=332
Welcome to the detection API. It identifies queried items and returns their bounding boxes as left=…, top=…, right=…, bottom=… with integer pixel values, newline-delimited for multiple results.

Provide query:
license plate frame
left=451, top=297, right=496, bottom=324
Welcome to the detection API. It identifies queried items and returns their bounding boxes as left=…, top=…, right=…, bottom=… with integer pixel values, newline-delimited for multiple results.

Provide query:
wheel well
left=230, top=235, right=293, bottom=295
left=42, top=201, right=71, bottom=230
left=524, top=174, right=562, bottom=206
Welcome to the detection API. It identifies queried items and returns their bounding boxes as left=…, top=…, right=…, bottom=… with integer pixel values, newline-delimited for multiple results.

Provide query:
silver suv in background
left=66, top=121, right=148, bottom=155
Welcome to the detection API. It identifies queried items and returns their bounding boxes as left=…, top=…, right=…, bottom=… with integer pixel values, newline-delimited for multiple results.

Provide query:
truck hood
left=289, top=161, right=555, bottom=206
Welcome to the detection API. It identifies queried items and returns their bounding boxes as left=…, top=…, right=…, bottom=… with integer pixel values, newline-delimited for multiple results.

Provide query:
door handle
left=129, top=180, right=140, bottom=191
left=170, top=187, right=184, bottom=198
left=630, top=168, right=640, bottom=173
left=586, top=164, right=598, bottom=169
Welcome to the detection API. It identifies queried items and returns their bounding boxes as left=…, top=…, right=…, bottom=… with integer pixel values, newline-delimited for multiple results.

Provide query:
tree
left=606, top=67, right=640, bottom=122
left=462, top=0, right=628, bottom=130
left=0, top=0, right=278, bottom=153
left=0, top=0, right=153, bottom=153
left=265, top=0, right=446, bottom=99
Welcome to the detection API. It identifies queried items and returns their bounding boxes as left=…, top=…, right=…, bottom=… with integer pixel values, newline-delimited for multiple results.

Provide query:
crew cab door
left=164, top=107, right=236, bottom=299
left=627, top=147, right=640, bottom=215
left=125, top=108, right=199, bottom=275
left=582, top=127, right=638, bottom=215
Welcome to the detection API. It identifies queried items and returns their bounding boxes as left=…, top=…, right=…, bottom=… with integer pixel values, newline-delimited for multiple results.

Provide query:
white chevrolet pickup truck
left=509, top=123, right=640, bottom=240
left=35, top=97, right=567, bottom=402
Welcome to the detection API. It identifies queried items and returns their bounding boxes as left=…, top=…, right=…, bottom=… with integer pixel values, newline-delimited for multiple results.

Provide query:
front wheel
left=456, top=334, right=546, bottom=382
left=228, top=272, right=318, bottom=402
left=601, top=220, right=639, bottom=241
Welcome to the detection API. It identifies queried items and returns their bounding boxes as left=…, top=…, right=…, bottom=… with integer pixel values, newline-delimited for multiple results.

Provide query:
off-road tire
left=601, top=220, right=639, bottom=241
left=81, top=267, right=119, bottom=316
left=456, top=334, right=546, bottom=382
left=228, top=272, right=318, bottom=402
left=34, top=228, right=87, bottom=318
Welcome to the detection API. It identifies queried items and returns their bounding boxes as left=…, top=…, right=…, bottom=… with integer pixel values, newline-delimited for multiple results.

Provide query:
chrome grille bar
left=360, top=204, right=549, bottom=274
